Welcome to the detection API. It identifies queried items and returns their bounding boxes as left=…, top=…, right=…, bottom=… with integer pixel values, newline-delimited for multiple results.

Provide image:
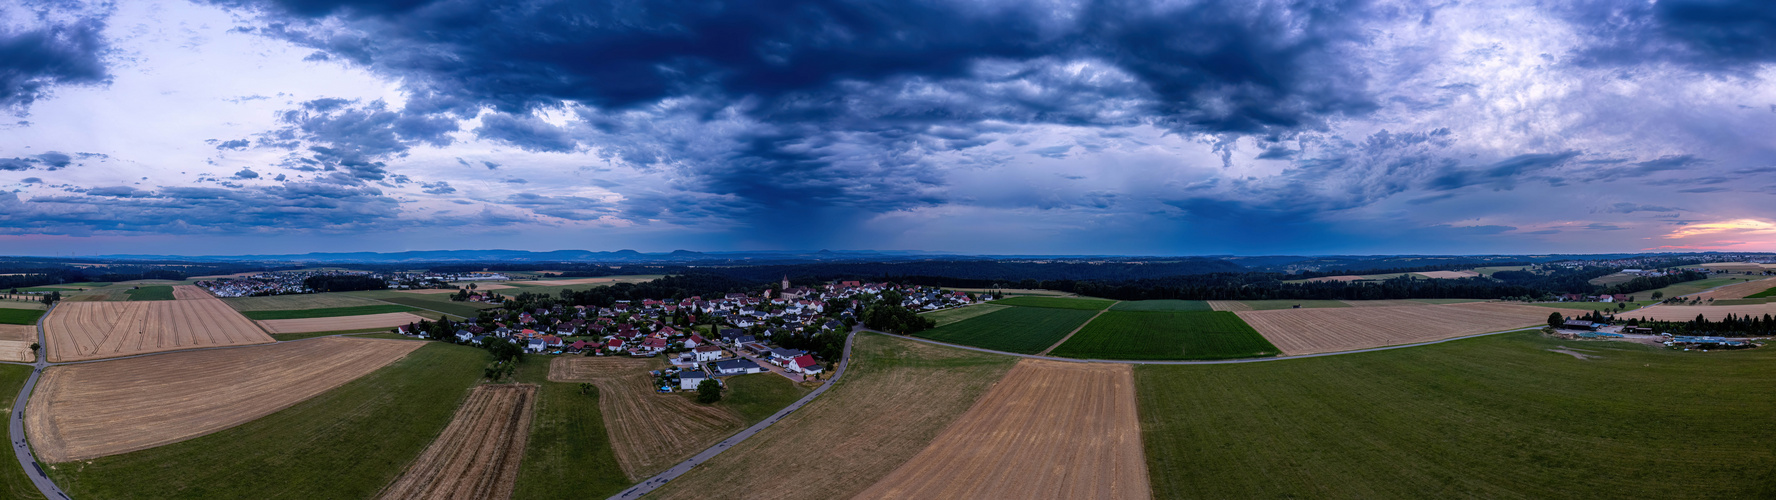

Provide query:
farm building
left=1563, top=320, right=1599, bottom=331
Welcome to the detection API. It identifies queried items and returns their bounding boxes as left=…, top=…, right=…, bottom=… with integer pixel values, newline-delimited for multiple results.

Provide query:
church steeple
left=781, top=275, right=790, bottom=290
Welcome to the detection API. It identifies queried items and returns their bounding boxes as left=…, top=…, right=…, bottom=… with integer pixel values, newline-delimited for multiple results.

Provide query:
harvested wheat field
left=858, top=359, right=1148, bottom=500
left=1690, top=277, right=1776, bottom=301
left=1237, top=302, right=1563, bottom=356
left=43, top=298, right=273, bottom=362
left=27, top=336, right=422, bottom=462
left=1416, top=270, right=1480, bottom=279
left=652, top=333, right=1017, bottom=500
left=1207, top=300, right=1252, bottom=311
left=379, top=384, right=536, bottom=500
left=400, top=288, right=465, bottom=294
left=256, top=311, right=429, bottom=334
left=548, top=356, right=743, bottom=479
left=0, top=324, right=33, bottom=362
left=1627, top=303, right=1776, bottom=321
left=0, top=324, right=33, bottom=342
left=170, top=285, right=214, bottom=300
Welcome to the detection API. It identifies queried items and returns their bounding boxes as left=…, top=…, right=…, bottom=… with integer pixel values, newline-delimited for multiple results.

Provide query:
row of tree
left=1626, top=314, right=1776, bottom=338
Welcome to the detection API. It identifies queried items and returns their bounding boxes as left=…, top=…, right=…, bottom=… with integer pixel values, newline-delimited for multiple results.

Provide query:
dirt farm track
left=26, top=337, right=423, bottom=462
left=379, top=384, right=536, bottom=500
left=42, top=297, right=273, bottom=362
left=856, top=359, right=1149, bottom=500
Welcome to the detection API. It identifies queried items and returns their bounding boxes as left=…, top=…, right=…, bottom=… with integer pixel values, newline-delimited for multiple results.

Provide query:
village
left=402, top=277, right=988, bottom=392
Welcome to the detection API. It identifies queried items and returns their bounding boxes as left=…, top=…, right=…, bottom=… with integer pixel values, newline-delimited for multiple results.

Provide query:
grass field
left=1642, top=277, right=1755, bottom=300
left=1050, top=311, right=1278, bottom=360
left=269, top=326, right=399, bottom=341
left=1714, top=298, right=1774, bottom=305
left=546, top=357, right=742, bottom=480
left=124, top=285, right=175, bottom=301
left=1109, top=300, right=1212, bottom=312
left=651, top=333, right=1017, bottom=500
left=0, top=308, right=43, bottom=325
left=511, top=358, right=630, bottom=500
left=1236, top=299, right=1353, bottom=310
left=1472, top=265, right=1528, bottom=276
left=1743, top=287, right=1776, bottom=298
left=46, top=342, right=488, bottom=499
left=358, top=294, right=490, bottom=319
left=715, top=372, right=812, bottom=425
left=920, top=304, right=1010, bottom=327
left=989, top=296, right=1115, bottom=310
left=0, top=364, right=44, bottom=500
left=0, top=300, right=46, bottom=309
left=1535, top=301, right=1653, bottom=311
left=1587, top=272, right=1639, bottom=286
left=1136, top=331, right=1776, bottom=498
left=238, top=304, right=418, bottom=320
left=914, top=307, right=1100, bottom=354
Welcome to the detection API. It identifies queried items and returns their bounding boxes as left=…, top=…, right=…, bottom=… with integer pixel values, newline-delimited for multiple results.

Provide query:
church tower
left=781, top=275, right=790, bottom=290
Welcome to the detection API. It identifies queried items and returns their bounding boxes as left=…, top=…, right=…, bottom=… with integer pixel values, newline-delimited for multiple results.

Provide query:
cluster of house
left=1555, top=293, right=1634, bottom=303
left=195, top=270, right=378, bottom=297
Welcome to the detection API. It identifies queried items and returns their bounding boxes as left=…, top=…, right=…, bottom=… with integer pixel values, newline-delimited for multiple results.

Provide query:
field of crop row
left=914, top=306, right=1099, bottom=354
left=1050, top=311, right=1278, bottom=360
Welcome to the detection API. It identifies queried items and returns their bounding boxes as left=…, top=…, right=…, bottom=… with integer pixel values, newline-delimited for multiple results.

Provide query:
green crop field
left=1643, top=277, right=1754, bottom=300
left=1713, top=298, right=1774, bottom=306
left=1535, top=301, right=1653, bottom=312
left=269, top=327, right=403, bottom=342
left=914, top=306, right=1099, bottom=353
left=1136, top=331, right=1776, bottom=498
left=710, top=372, right=811, bottom=425
left=1747, top=287, right=1776, bottom=299
left=920, top=304, right=1010, bottom=327
left=1109, top=300, right=1212, bottom=312
left=238, top=304, right=418, bottom=320
left=124, top=285, right=175, bottom=301
left=0, top=300, right=47, bottom=309
left=512, top=357, right=630, bottom=500
left=47, top=343, right=489, bottom=500
left=221, top=293, right=391, bottom=311
left=1237, top=299, right=1352, bottom=310
left=989, top=296, right=1115, bottom=310
left=1050, top=311, right=1277, bottom=360
left=0, top=364, right=44, bottom=500
left=0, top=308, right=44, bottom=325
left=362, top=294, right=495, bottom=319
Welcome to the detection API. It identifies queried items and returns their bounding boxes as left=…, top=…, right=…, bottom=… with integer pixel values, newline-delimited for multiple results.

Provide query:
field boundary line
left=610, top=327, right=861, bottom=500
left=1037, top=301, right=1116, bottom=356
left=365, top=298, right=468, bottom=321
left=871, top=324, right=1546, bottom=365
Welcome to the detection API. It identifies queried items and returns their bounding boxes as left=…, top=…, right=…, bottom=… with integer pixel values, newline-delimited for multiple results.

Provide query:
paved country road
left=11, top=303, right=69, bottom=499
left=609, top=327, right=859, bottom=500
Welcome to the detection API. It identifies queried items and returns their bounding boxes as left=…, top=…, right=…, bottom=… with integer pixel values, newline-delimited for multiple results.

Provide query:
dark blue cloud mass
left=0, top=3, right=110, bottom=113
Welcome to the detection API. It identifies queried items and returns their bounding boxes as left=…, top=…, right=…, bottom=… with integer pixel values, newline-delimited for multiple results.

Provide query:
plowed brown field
left=27, top=336, right=422, bottom=462
left=170, top=285, right=214, bottom=300
left=256, top=311, right=430, bottom=334
left=1626, top=303, right=1776, bottom=321
left=379, top=384, right=536, bottom=500
left=1207, top=300, right=1252, bottom=311
left=548, top=357, right=743, bottom=479
left=42, top=297, right=273, bottom=362
left=1691, top=277, right=1776, bottom=301
left=1237, top=302, right=1563, bottom=355
left=856, top=359, right=1149, bottom=500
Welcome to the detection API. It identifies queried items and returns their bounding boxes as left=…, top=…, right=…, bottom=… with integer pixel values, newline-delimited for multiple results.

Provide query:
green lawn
left=239, top=304, right=419, bottom=320
left=717, top=372, right=812, bottom=425
left=1642, top=277, right=1756, bottom=300
left=1136, top=331, right=1776, bottom=498
left=914, top=307, right=1099, bottom=354
left=1535, top=301, right=1653, bottom=312
left=988, top=296, right=1115, bottom=310
left=1746, top=286, right=1776, bottom=299
left=920, top=304, right=1011, bottom=327
left=1238, top=299, right=1352, bottom=310
left=0, top=364, right=44, bottom=500
left=0, top=309, right=44, bottom=325
left=1109, top=300, right=1213, bottom=312
left=1050, top=311, right=1277, bottom=360
left=47, top=343, right=489, bottom=499
left=511, top=356, right=631, bottom=500
left=124, top=285, right=175, bottom=301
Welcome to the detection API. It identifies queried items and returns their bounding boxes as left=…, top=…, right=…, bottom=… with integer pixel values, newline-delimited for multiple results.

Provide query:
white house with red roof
left=787, top=354, right=821, bottom=375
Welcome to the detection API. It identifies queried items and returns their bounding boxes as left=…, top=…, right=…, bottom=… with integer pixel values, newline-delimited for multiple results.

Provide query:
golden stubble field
left=42, top=296, right=273, bottom=362
left=27, top=337, right=422, bottom=462
left=0, top=324, right=35, bottom=362
left=650, top=333, right=1019, bottom=500
left=1689, top=277, right=1776, bottom=301
left=547, top=356, right=743, bottom=480
left=1236, top=302, right=1565, bottom=355
left=256, top=311, right=431, bottom=334
left=378, top=384, right=536, bottom=500
left=856, top=359, right=1149, bottom=500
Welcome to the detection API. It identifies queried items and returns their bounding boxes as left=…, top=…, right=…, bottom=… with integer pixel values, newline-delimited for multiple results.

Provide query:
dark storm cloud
left=0, top=158, right=31, bottom=171
left=0, top=5, right=111, bottom=113
left=1602, top=202, right=1682, bottom=214
left=475, top=113, right=577, bottom=153
left=213, top=139, right=251, bottom=150
left=233, top=168, right=260, bottom=179
left=1426, top=151, right=1579, bottom=191
left=1569, top=0, right=1776, bottom=71
left=502, top=192, right=610, bottom=221
left=260, top=97, right=461, bottom=184
left=419, top=180, right=454, bottom=195
left=0, top=181, right=403, bottom=235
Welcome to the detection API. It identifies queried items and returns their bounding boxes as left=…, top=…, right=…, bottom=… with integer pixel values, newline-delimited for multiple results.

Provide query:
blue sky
left=2, top=0, right=1774, bottom=256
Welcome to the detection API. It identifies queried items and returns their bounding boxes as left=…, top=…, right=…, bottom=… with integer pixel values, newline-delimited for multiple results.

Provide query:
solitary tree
left=1547, top=312, right=1564, bottom=330
left=696, top=379, right=723, bottom=404
left=1652, top=291, right=1664, bottom=300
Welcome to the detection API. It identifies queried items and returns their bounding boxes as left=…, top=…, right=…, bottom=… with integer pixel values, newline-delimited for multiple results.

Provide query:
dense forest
left=1627, top=314, right=1776, bottom=337
left=303, top=275, right=388, bottom=292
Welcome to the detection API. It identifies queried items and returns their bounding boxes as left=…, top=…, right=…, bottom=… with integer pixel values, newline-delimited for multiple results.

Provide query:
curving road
left=11, top=303, right=69, bottom=499
left=609, top=327, right=859, bottom=500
